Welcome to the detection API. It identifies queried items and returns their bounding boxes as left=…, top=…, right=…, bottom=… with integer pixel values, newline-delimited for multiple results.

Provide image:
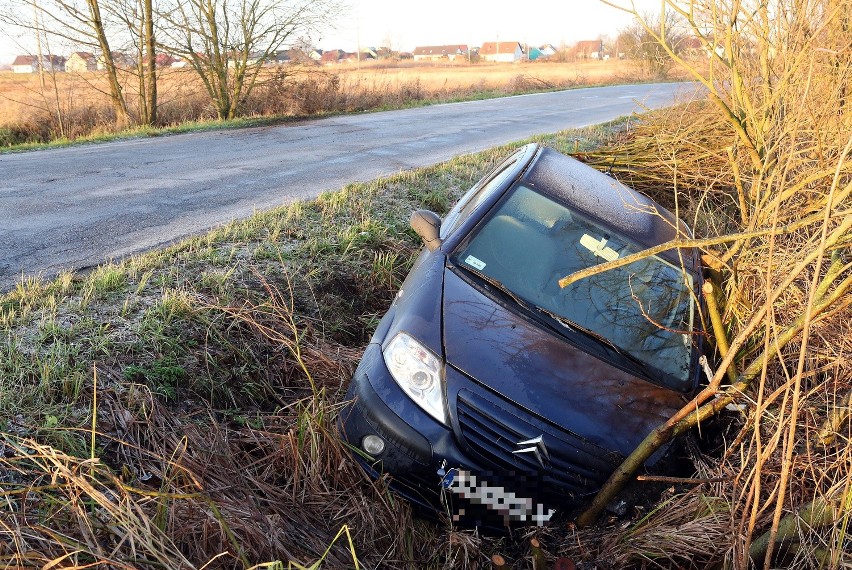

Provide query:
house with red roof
left=574, top=40, right=604, bottom=59
left=479, top=41, right=524, bottom=63
left=677, top=36, right=709, bottom=59
left=321, top=49, right=352, bottom=64
left=66, top=51, right=96, bottom=72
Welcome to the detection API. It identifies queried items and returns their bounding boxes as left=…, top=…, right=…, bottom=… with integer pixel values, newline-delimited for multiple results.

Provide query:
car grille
left=455, top=389, right=620, bottom=506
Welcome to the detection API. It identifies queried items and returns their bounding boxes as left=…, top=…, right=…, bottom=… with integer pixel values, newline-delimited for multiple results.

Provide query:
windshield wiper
left=453, top=262, right=531, bottom=309
left=534, top=305, right=655, bottom=380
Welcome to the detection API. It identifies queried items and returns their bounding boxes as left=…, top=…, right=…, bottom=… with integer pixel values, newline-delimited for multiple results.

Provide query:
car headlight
left=383, top=332, right=447, bottom=425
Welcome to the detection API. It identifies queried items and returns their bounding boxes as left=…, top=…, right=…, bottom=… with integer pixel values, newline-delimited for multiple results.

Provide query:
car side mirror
left=410, top=209, right=443, bottom=252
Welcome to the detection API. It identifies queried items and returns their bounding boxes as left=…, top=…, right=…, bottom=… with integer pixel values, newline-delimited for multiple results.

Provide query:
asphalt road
left=0, top=82, right=694, bottom=291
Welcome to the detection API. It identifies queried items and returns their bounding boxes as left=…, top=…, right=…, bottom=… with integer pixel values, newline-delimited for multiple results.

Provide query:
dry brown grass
left=0, top=65, right=214, bottom=142
left=564, top=3, right=852, bottom=561
left=0, top=274, right=472, bottom=569
left=332, top=58, right=649, bottom=91
left=0, top=389, right=421, bottom=568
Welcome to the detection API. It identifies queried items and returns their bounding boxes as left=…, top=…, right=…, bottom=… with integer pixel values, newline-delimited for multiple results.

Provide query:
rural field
left=331, top=58, right=653, bottom=91
left=1, top=1, right=851, bottom=568
left=0, top=58, right=667, bottom=145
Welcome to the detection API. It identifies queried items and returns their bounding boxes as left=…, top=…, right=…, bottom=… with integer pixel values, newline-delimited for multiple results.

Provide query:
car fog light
left=362, top=434, right=385, bottom=456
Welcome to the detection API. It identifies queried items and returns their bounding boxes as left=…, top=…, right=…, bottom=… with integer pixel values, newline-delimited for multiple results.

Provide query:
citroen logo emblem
left=512, top=435, right=550, bottom=468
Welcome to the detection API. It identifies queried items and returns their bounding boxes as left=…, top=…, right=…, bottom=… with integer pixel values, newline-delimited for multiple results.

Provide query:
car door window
left=441, top=151, right=525, bottom=238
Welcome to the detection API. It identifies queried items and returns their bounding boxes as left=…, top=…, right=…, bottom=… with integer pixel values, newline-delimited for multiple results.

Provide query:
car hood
left=441, top=267, right=686, bottom=459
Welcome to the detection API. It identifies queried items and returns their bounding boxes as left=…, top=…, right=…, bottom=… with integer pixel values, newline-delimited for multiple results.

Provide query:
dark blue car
left=339, top=143, right=705, bottom=524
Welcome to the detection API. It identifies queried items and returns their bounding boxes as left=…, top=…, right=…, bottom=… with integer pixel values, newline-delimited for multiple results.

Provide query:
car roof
left=521, top=146, right=694, bottom=263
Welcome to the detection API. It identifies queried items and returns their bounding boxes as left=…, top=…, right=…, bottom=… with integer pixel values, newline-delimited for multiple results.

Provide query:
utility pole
left=356, top=7, right=361, bottom=70
left=32, top=0, right=45, bottom=89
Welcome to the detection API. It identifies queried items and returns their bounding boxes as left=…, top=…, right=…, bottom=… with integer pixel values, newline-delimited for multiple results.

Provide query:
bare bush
left=616, top=10, right=689, bottom=78
left=157, top=0, right=337, bottom=120
left=571, top=2, right=852, bottom=568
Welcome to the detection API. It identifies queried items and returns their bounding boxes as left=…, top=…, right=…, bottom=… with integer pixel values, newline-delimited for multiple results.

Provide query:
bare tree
left=103, top=0, right=158, bottom=124
left=0, top=0, right=162, bottom=127
left=616, top=10, right=688, bottom=78
left=158, top=0, right=339, bottom=120
left=288, top=34, right=319, bottom=63
left=1, top=0, right=132, bottom=125
left=143, top=0, right=156, bottom=124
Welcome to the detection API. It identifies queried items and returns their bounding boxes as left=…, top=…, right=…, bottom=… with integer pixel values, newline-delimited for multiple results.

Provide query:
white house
left=12, top=54, right=66, bottom=73
left=480, top=41, right=524, bottom=63
left=539, top=44, right=558, bottom=58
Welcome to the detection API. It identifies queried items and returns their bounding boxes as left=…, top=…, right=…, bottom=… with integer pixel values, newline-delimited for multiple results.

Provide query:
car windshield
left=451, top=184, right=697, bottom=391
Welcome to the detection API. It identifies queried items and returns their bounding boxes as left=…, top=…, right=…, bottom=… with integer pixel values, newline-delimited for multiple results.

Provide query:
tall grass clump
left=561, top=2, right=852, bottom=568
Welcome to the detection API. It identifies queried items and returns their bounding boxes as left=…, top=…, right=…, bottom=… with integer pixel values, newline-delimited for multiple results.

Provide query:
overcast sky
left=0, top=0, right=658, bottom=65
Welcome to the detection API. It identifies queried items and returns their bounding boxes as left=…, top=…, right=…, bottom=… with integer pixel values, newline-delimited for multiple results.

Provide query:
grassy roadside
left=0, top=84, right=626, bottom=153
left=0, top=116, right=303, bottom=153
left=0, top=123, right=621, bottom=568
left=0, top=86, right=631, bottom=154
left=0, top=61, right=665, bottom=152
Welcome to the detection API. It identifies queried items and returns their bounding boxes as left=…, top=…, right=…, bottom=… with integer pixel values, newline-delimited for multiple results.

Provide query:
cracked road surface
left=0, top=82, right=693, bottom=291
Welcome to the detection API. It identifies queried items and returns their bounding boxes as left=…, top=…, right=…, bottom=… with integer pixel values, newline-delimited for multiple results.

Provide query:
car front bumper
left=338, top=341, right=470, bottom=507
left=338, top=342, right=554, bottom=525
